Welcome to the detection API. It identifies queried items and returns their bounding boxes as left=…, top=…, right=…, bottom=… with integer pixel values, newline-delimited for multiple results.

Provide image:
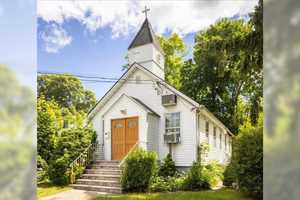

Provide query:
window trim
left=213, top=126, right=217, bottom=147
left=165, top=112, right=181, bottom=135
left=219, top=130, right=222, bottom=149
left=205, top=121, right=209, bottom=142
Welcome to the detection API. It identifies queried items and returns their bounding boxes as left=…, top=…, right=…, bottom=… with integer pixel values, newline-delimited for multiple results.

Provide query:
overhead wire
left=37, top=71, right=161, bottom=85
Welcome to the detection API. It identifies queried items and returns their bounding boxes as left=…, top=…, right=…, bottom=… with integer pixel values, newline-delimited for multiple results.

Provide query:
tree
left=157, top=33, right=186, bottom=89
left=233, top=114, right=263, bottom=199
left=37, top=96, right=62, bottom=162
left=38, top=74, right=96, bottom=113
left=181, top=6, right=263, bottom=133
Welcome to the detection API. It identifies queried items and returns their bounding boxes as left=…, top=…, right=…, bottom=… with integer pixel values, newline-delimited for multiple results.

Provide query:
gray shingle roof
left=130, top=96, right=160, bottom=117
left=128, top=18, right=163, bottom=53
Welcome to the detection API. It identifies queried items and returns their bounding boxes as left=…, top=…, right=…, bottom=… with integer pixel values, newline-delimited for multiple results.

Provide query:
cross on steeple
left=142, top=6, right=150, bottom=18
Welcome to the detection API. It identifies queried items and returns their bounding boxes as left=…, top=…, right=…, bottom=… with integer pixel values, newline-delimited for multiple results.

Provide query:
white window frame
left=165, top=112, right=181, bottom=135
left=205, top=121, right=209, bottom=142
left=213, top=126, right=217, bottom=147
left=220, top=130, right=222, bottom=149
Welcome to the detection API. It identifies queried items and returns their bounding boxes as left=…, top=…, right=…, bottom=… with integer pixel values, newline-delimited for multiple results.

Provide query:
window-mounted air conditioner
left=164, top=133, right=180, bottom=144
left=162, top=94, right=177, bottom=106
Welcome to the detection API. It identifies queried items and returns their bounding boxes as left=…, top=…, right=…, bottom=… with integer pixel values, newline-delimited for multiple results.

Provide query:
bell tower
left=127, top=7, right=165, bottom=79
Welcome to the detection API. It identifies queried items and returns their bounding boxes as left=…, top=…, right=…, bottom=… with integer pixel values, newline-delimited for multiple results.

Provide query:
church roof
left=130, top=96, right=160, bottom=117
left=128, top=18, right=163, bottom=53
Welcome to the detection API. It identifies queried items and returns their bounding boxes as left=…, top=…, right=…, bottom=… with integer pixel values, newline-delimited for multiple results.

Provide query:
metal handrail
left=69, top=142, right=96, bottom=184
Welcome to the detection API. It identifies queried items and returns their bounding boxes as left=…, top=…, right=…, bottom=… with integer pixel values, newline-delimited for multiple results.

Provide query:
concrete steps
left=85, top=169, right=121, bottom=175
left=71, top=184, right=122, bottom=194
left=81, top=174, right=120, bottom=181
left=76, top=179, right=121, bottom=187
left=71, top=160, right=122, bottom=194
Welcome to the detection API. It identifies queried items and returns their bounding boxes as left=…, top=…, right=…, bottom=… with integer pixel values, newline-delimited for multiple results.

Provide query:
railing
left=69, top=142, right=96, bottom=184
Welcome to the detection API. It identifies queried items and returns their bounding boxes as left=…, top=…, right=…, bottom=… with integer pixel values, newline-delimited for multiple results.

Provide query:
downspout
left=193, top=106, right=200, bottom=162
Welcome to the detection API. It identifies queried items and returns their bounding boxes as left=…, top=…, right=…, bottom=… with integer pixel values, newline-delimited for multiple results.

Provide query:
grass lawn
left=92, top=188, right=251, bottom=200
left=37, top=182, right=71, bottom=199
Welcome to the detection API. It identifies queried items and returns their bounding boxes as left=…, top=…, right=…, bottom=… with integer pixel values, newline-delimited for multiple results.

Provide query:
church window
left=165, top=112, right=180, bottom=134
left=213, top=127, right=217, bottom=147
left=220, top=131, right=222, bottom=149
left=205, top=121, right=209, bottom=142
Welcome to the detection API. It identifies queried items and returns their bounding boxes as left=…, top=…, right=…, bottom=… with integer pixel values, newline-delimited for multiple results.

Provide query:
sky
left=1, top=0, right=258, bottom=99
left=0, top=0, right=36, bottom=88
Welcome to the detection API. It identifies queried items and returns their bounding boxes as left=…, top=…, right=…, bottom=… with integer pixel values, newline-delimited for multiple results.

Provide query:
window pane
left=165, top=112, right=180, bottom=134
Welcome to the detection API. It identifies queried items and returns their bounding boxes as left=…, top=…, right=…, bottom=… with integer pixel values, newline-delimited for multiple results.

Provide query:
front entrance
left=111, top=117, right=138, bottom=160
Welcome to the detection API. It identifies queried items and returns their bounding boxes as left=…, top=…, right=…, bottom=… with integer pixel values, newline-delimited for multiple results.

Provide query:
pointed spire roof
left=128, top=18, right=163, bottom=53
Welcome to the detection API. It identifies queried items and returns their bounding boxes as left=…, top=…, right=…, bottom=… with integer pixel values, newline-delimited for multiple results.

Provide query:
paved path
left=41, top=189, right=112, bottom=200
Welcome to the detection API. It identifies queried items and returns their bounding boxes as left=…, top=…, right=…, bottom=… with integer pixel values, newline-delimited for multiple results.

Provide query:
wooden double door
left=111, top=117, right=138, bottom=160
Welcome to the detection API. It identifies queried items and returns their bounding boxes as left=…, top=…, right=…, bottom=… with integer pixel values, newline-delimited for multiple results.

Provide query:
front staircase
left=71, top=146, right=122, bottom=194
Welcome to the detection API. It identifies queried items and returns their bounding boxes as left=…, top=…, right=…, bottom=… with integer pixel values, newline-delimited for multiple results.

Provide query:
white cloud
left=38, top=0, right=258, bottom=46
left=40, top=23, right=72, bottom=53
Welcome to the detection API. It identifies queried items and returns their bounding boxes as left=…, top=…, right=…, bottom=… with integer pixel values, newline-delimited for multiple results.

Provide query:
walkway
left=41, top=189, right=112, bottom=200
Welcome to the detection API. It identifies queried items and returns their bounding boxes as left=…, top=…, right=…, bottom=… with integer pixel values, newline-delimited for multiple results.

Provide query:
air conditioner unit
left=162, top=94, right=177, bottom=106
left=164, top=133, right=180, bottom=144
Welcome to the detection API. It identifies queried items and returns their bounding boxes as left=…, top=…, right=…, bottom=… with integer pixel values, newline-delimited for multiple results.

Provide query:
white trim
left=102, top=93, right=157, bottom=117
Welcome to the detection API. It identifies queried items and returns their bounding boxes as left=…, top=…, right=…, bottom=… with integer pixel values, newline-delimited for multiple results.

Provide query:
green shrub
left=37, top=155, right=48, bottom=183
left=53, top=128, right=95, bottom=159
left=183, top=161, right=209, bottom=190
left=150, top=176, right=185, bottom=192
left=150, top=176, right=170, bottom=192
left=158, top=153, right=177, bottom=177
left=234, top=119, right=263, bottom=199
left=47, top=127, right=96, bottom=185
left=202, top=161, right=224, bottom=188
left=168, top=176, right=185, bottom=191
left=223, top=162, right=236, bottom=187
left=48, top=153, right=71, bottom=185
left=121, top=148, right=157, bottom=192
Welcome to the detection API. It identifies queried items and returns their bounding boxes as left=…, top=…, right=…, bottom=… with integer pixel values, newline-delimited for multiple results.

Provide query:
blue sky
left=0, top=0, right=36, bottom=88
left=37, top=0, right=257, bottom=99
left=0, top=0, right=257, bottom=99
left=38, top=18, right=195, bottom=98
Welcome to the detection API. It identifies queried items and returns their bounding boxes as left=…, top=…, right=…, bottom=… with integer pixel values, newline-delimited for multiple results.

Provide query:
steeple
left=127, top=9, right=165, bottom=79
left=128, top=18, right=163, bottom=54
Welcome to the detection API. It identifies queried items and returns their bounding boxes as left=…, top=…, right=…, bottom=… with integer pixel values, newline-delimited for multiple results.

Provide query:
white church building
left=88, top=18, right=233, bottom=168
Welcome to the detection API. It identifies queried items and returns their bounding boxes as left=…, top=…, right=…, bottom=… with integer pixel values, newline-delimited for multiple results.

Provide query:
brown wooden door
left=125, top=117, right=139, bottom=155
left=111, top=117, right=138, bottom=160
left=111, top=119, right=126, bottom=160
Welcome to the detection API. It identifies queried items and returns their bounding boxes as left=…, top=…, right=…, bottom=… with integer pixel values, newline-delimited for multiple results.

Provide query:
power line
left=37, top=71, right=160, bottom=84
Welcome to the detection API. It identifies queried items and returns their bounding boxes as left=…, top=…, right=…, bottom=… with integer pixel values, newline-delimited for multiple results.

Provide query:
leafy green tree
left=48, top=128, right=95, bottom=185
left=37, top=96, right=62, bottom=162
left=233, top=114, right=263, bottom=199
left=181, top=7, right=263, bottom=133
left=157, top=33, right=186, bottom=89
left=38, top=74, right=96, bottom=113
